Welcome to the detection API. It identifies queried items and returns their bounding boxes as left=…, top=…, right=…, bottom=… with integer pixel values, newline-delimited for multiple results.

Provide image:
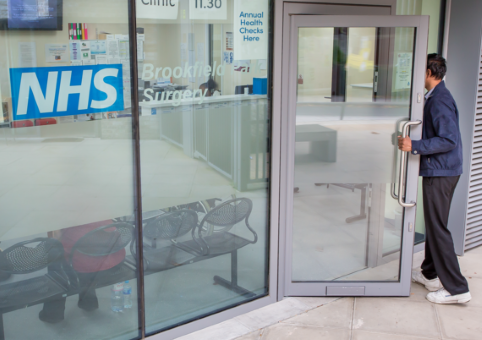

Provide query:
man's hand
left=398, top=135, right=412, bottom=151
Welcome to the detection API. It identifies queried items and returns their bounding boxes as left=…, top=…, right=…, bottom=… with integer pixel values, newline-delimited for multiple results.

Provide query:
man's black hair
left=207, top=78, right=218, bottom=91
left=427, top=53, right=447, bottom=80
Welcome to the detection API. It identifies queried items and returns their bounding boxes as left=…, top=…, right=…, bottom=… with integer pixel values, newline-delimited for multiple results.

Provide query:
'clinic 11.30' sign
left=136, top=0, right=179, bottom=20
left=234, top=0, right=268, bottom=60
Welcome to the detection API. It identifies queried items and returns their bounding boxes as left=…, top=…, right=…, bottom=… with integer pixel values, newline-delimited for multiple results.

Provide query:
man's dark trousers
left=421, top=176, right=469, bottom=295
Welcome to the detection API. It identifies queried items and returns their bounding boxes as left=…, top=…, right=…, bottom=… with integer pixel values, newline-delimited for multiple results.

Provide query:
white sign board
left=189, top=0, right=227, bottom=20
left=136, top=0, right=179, bottom=20
left=234, top=0, right=268, bottom=60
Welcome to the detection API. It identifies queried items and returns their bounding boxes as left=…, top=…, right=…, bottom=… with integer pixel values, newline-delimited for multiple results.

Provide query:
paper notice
left=106, top=40, right=120, bottom=59
left=395, top=52, right=413, bottom=90
left=119, top=40, right=130, bottom=59
left=137, top=40, right=144, bottom=61
left=197, top=43, right=205, bottom=84
left=188, top=50, right=195, bottom=83
left=69, top=41, right=81, bottom=61
left=91, top=40, right=106, bottom=55
left=223, top=51, right=233, bottom=64
left=180, top=43, right=188, bottom=61
left=234, top=59, right=251, bottom=72
left=121, top=59, right=132, bottom=109
left=71, top=60, right=82, bottom=66
left=80, top=41, right=91, bottom=60
left=19, top=42, right=37, bottom=67
left=95, top=55, right=108, bottom=64
left=108, top=57, right=121, bottom=64
left=225, top=32, right=233, bottom=51
left=258, top=59, right=267, bottom=70
left=45, top=44, right=68, bottom=63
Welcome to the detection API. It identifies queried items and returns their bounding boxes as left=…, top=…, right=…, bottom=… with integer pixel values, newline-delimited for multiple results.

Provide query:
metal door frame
left=279, top=14, right=428, bottom=297
left=274, top=1, right=397, bottom=302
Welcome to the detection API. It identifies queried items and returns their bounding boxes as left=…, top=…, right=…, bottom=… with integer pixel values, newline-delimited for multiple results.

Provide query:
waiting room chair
left=131, top=209, right=199, bottom=272
left=0, top=238, right=69, bottom=337
left=176, top=198, right=258, bottom=297
left=64, top=221, right=136, bottom=315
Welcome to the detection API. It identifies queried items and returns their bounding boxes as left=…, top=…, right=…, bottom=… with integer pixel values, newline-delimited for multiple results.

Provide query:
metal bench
left=296, top=124, right=337, bottom=162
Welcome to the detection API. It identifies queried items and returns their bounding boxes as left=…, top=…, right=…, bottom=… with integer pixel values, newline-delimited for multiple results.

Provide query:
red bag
left=12, top=120, right=33, bottom=128
left=35, top=118, right=57, bottom=126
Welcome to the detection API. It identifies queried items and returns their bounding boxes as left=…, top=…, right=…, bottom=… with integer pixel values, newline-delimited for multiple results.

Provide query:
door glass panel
left=292, top=27, right=415, bottom=282
left=346, top=28, right=376, bottom=102
left=297, top=28, right=334, bottom=103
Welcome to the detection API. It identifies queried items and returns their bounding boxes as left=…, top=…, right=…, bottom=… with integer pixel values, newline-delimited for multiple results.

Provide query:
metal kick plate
left=326, top=286, right=365, bottom=296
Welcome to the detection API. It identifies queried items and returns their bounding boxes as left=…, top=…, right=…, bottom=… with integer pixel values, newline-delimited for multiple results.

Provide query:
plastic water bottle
left=111, top=282, right=124, bottom=312
left=123, top=280, right=132, bottom=309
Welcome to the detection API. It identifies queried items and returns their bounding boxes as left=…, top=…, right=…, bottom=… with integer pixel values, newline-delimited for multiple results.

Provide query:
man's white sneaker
left=412, top=270, right=443, bottom=292
left=426, top=288, right=472, bottom=304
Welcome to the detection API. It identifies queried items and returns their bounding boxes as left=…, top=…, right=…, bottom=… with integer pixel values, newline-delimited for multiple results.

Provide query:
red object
left=61, top=220, right=126, bottom=273
left=298, top=75, right=304, bottom=85
left=12, top=120, right=33, bottom=128
left=35, top=118, right=57, bottom=126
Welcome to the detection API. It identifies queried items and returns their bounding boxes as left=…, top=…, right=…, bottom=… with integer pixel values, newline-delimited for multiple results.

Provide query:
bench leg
left=311, top=140, right=337, bottom=162
left=213, top=250, right=256, bottom=298
left=346, top=186, right=367, bottom=223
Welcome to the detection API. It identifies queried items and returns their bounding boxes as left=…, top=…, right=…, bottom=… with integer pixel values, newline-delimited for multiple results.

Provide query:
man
left=398, top=54, right=471, bottom=304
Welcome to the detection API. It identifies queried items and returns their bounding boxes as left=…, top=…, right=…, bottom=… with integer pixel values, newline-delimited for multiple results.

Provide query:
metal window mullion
left=127, top=0, right=146, bottom=338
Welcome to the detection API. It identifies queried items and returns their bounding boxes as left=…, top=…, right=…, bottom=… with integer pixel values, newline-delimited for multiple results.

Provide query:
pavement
left=177, top=246, right=482, bottom=340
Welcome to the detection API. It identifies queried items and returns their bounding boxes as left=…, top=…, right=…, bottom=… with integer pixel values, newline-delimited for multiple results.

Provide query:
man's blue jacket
left=411, top=81, right=463, bottom=177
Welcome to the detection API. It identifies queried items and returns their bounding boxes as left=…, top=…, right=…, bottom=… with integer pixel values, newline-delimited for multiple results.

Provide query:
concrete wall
left=445, top=0, right=482, bottom=254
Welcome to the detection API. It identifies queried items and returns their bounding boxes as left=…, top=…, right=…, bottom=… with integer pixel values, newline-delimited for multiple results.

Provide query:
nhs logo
left=10, top=65, right=124, bottom=121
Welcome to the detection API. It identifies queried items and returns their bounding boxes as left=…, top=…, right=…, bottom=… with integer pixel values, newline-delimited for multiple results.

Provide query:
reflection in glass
left=292, top=27, right=415, bottom=282
left=0, top=1, right=140, bottom=339
left=136, top=0, right=270, bottom=333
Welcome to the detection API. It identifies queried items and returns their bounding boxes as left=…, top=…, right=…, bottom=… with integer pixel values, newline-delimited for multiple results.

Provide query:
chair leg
left=213, top=250, right=256, bottom=298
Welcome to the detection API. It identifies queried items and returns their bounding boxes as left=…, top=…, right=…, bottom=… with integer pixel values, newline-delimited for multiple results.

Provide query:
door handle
left=397, top=120, right=422, bottom=208
left=391, top=118, right=408, bottom=200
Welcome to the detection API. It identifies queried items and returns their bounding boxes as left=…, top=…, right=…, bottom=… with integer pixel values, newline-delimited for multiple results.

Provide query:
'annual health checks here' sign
left=234, top=0, right=268, bottom=60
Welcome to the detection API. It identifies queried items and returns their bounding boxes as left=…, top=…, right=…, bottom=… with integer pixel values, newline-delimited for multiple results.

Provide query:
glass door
left=281, top=15, right=429, bottom=296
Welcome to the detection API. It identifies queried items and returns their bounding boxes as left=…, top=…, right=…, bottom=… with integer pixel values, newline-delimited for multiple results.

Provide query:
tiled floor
left=177, top=247, right=482, bottom=340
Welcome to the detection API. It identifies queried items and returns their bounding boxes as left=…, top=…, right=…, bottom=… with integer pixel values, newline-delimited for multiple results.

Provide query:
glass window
left=136, top=0, right=271, bottom=333
left=397, top=0, right=444, bottom=54
left=0, top=0, right=140, bottom=339
left=0, top=0, right=272, bottom=338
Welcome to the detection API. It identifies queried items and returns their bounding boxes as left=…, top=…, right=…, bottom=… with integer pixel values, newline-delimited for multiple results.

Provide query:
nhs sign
left=10, top=65, right=124, bottom=121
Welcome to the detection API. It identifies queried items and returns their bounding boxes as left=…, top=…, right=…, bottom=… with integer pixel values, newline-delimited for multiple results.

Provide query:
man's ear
left=426, top=69, right=432, bottom=78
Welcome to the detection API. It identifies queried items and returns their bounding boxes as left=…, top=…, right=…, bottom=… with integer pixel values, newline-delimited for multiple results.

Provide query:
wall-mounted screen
left=0, top=0, right=62, bottom=30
